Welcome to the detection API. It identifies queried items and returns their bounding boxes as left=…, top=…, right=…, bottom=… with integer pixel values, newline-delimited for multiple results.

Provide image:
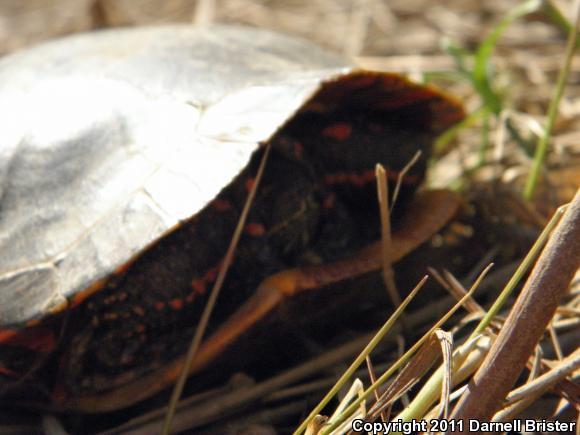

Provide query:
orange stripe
left=293, top=141, right=304, bottom=159
left=0, top=329, right=18, bottom=342
left=245, top=223, right=266, bottom=237
left=169, top=299, right=184, bottom=310
left=245, top=177, right=255, bottom=192
left=324, top=169, right=419, bottom=187
left=0, top=327, right=56, bottom=353
left=0, top=365, right=18, bottom=378
left=70, top=278, right=107, bottom=308
left=323, top=193, right=336, bottom=209
left=322, top=123, right=352, bottom=141
left=212, top=199, right=231, bottom=211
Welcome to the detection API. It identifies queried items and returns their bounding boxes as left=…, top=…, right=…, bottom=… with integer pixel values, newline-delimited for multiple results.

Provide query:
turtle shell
left=0, top=25, right=350, bottom=328
left=0, top=25, right=462, bottom=329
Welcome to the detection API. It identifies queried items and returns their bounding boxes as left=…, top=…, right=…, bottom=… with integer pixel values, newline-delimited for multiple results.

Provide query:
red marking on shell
left=322, top=123, right=352, bottom=141
left=24, top=319, right=41, bottom=328
left=154, top=302, right=165, bottom=311
left=190, top=263, right=221, bottom=300
left=169, top=299, right=184, bottom=310
left=245, top=177, right=256, bottom=192
left=191, top=280, right=205, bottom=295
left=349, top=75, right=380, bottom=89
left=294, top=141, right=304, bottom=160
left=245, top=222, right=266, bottom=237
left=189, top=262, right=222, bottom=305
left=324, top=169, right=421, bottom=188
left=114, top=260, right=134, bottom=276
left=206, top=266, right=218, bottom=282
left=324, top=169, right=375, bottom=187
left=212, top=199, right=231, bottom=211
left=0, top=330, right=17, bottom=343
left=355, top=169, right=376, bottom=186
left=135, top=324, right=146, bottom=333
left=0, top=365, right=18, bottom=378
left=133, top=306, right=145, bottom=316
left=0, top=327, right=56, bottom=353
left=323, top=193, right=336, bottom=209
left=52, top=383, right=67, bottom=403
left=70, top=277, right=107, bottom=308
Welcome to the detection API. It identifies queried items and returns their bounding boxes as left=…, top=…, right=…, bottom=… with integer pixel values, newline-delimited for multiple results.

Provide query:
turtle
left=0, top=24, right=464, bottom=413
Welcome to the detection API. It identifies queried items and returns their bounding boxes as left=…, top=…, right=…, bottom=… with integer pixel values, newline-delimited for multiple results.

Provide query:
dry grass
left=1, top=1, right=579, bottom=433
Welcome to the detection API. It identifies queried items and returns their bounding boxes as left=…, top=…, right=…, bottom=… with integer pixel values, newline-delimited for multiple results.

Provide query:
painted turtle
left=0, top=25, right=464, bottom=413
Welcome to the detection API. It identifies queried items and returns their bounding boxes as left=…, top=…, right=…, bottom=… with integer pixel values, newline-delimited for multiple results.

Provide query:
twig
left=450, top=189, right=580, bottom=423
left=376, top=164, right=401, bottom=307
left=161, top=145, right=272, bottom=434
left=505, top=349, right=580, bottom=404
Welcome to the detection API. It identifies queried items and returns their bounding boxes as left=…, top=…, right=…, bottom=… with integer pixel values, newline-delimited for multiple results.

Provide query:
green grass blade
left=441, top=37, right=473, bottom=78
left=541, top=0, right=574, bottom=35
left=293, top=277, right=428, bottom=435
left=394, top=204, right=567, bottom=423
left=319, top=266, right=491, bottom=435
left=434, top=107, right=488, bottom=154
left=472, top=0, right=541, bottom=114
left=524, top=4, right=580, bottom=200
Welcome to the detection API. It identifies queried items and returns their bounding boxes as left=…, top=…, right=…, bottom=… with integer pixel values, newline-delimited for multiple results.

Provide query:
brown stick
left=450, top=189, right=580, bottom=424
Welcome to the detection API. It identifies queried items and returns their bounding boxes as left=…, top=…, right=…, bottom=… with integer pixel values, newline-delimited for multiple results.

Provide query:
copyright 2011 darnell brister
left=351, top=418, right=577, bottom=434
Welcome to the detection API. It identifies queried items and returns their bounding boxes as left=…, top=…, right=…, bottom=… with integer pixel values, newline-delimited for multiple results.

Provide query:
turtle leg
left=193, top=188, right=461, bottom=369
left=67, top=189, right=460, bottom=413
